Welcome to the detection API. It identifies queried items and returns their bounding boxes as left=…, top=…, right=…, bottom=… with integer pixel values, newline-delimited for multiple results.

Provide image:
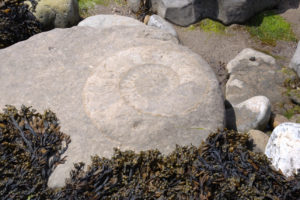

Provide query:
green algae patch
left=247, top=11, right=297, bottom=46
left=284, top=105, right=300, bottom=119
left=186, top=19, right=227, bottom=35
left=78, top=0, right=110, bottom=15
left=199, top=19, right=226, bottom=34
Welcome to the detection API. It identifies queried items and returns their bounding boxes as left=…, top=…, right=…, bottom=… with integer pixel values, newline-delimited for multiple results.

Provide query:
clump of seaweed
left=0, top=0, right=41, bottom=48
left=134, top=0, right=152, bottom=21
left=55, top=130, right=300, bottom=199
left=1, top=106, right=299, bottom=199
left=0, top=105, right=70, bottom=199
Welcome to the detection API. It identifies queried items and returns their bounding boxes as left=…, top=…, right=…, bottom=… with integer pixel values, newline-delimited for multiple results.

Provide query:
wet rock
left=31, top=0, right=80, bottom=30
left=226, top=48, right=286, bottom=106
left=0, top=24, right=224, bottom=187
left=290, top=41, right=300, bottom=77
left=147, top=14, right=178, bottom=38
left=265, top=122, right=300, bottom=177
left=226, top=96, right=271, bottom=132
left=248, top=129, right=269, bottom=153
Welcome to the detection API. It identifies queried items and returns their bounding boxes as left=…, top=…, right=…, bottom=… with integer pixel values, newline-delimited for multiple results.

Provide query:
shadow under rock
left=225, top=100, right=237, bottom=131
left=277, top=0, right=300, bottom=13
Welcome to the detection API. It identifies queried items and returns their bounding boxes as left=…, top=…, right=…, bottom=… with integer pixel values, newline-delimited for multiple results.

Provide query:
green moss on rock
left=186, top=18, right=227, bottom=35
left=247, top=11, right=297, bottom=46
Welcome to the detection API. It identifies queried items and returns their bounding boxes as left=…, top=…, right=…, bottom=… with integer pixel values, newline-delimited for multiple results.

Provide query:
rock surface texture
left=265, top=123, right=300, bottom=177
left=0, top=15, right=224, bottom=188
left=152, top=0, right=280, bottom=26
left=226, top=96, right=271, bottom=132
left=128, top=0, right=141, bottom=13
left=32, top=0, right=80, bottom=29
left=248, top=129, right=270, bottom=153
left=226, top=48, right=285, bottom=106
left=290, top=41, right=300, bottom=77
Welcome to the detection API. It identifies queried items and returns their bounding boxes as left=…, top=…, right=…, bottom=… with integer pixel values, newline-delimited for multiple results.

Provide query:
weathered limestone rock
left=32, top=0, right=80, bottom=29
left=226, top=96, right=271, bottom=132
left=265, top=123, right=300, bottom=177
left=248, top=130, right=270, bottom=153
left=0, top=22, right=224, bottom=187
left=147, top=14, right=178, bottom=38
left=290, top=41, right=300, bottom=77
left=226, top=48, right=286, bottom=106
left=154, top=0, right=279, bottom=26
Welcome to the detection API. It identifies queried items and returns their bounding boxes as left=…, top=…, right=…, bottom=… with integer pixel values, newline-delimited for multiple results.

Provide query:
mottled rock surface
left=0, top=21, right=224, bottom=187
left=226, top=48, right=286, bottom=106
left=32, top=0, right=80, bottom=29
left=265, top=123, right=300, bottom=177
left=128, top=0, right=141, bottom=13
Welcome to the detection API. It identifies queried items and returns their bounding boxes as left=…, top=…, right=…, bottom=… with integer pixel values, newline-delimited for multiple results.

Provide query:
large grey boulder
left=265, top=123, right=300, bottom=177
left=0, top=22, right=224, bottom=187
left=217, top=0, right=280, bottom=25
left=153, top=0, right=280, bottom=26
left=31, top=0, right=80, bottom=30
left=289, top=41, right=300, bottom=77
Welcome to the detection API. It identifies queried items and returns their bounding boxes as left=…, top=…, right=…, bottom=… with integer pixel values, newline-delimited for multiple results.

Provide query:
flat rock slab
left=226, top=48, right=286, bottom=106
left=0, top=24, right=224, bottom=187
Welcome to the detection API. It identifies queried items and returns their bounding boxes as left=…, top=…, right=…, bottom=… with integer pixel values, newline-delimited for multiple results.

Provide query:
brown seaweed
left=0, top=0, right=41, bottom=48
left=0, top=106, right=299, bottom=199
left=0, top=105, right=70, bottom=199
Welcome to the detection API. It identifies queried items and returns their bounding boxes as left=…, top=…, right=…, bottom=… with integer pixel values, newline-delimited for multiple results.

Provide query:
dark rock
left=153, top=0, right=280, bottom=26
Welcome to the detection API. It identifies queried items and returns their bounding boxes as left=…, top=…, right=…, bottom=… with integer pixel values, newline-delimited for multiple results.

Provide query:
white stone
left=265, top=123, right=300, bottom=177
left=227, top=48, right=276, bottom=73
left=289, top=41, right=300, bottom=77
left=147, top=14, right=178, bottom=38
